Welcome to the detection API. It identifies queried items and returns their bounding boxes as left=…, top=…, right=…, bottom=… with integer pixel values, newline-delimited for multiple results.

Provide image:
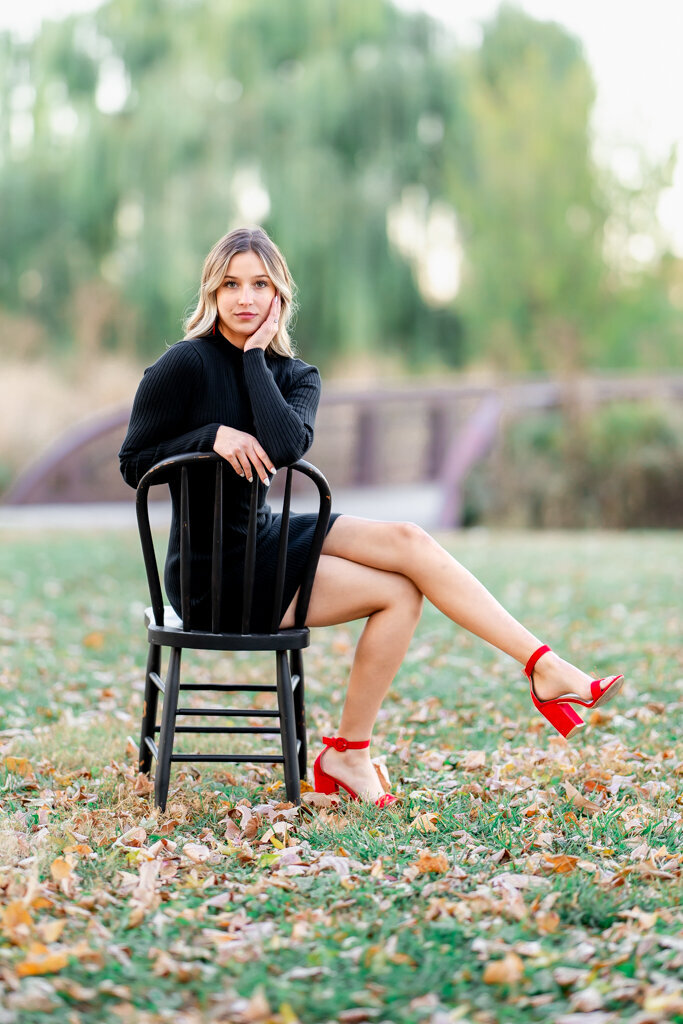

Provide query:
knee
left=391, top=520, right=431, bottom=556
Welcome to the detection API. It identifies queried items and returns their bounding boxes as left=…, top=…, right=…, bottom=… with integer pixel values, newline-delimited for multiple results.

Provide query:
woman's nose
left=237, top=285, right=253, bottom=304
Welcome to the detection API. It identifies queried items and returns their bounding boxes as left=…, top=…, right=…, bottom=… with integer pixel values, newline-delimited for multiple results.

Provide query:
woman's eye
left=255, top=280, right=268, bottom=288
left=223, top=281, right=237, bottom=288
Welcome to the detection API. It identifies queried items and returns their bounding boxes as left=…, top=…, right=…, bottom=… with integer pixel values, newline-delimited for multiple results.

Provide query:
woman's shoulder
left=144, top=338, right=208, bottom=375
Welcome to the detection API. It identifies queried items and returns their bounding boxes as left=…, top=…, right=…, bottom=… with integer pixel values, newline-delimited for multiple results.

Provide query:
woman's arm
left=242, top=349, right=321, bottom=467
left=118, top=343, right=220, bottom=488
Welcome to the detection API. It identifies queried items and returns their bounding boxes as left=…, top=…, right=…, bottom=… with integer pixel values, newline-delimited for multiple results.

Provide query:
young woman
left=120, top=227, right=624, bottom=808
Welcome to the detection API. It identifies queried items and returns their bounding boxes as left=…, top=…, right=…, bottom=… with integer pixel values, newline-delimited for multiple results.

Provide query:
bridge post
left=427, top=404, right=449, bottom=480
left=355, top=407, right=379, bottom=486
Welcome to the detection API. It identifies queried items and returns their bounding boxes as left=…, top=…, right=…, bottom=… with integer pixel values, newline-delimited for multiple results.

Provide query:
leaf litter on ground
left=0, top=530, right=682, bottom=1023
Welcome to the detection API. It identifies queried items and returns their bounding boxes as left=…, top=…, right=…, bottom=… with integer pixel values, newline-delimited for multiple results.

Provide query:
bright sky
left=396, top=0, right=683, bottom=254
left=4, top=0, right=683, bottom=253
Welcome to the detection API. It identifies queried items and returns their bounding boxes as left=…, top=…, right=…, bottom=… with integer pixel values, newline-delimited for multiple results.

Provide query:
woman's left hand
left=243, top=294, right=281, bottom=352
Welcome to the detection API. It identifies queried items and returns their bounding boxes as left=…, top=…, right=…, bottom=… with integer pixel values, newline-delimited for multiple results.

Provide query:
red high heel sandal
left=313, top=736, right=398, bottom=809
left=525, top=644, right=624, bottom=738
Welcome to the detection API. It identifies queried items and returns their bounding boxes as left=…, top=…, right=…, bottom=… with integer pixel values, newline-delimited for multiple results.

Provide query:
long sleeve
left=242, top=349, right=321, bottom=467
left=118, top=342, right=220, bottom=488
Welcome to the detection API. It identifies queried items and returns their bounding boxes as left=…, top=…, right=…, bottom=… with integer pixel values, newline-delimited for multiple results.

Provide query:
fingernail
left=269, top=467, right=276, bottom=474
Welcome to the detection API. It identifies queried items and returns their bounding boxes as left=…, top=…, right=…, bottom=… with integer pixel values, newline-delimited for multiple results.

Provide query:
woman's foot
left=317, top=746, right=387, bottom=803
left=529, top=648, right=621, bottom=705
left=529, top=650, right=598, bottom=703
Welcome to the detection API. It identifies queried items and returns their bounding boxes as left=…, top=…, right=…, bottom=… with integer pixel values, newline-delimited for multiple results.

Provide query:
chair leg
left=155, top=646, right=182, bottom=812
left=276, top=649, right=301, bottom=805
left=290, top=649, right=307, bottom=782
left=139, top=643, right=161, bottom=776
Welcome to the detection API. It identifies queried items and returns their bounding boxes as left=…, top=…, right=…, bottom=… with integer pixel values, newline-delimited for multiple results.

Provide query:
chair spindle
left=180, top=465, right=192, bottom=629
left=270, top=467, right=293, bottom=632
left=211, top=462, right=224, bottom=632
left=241, top=477, right=260, bottom=633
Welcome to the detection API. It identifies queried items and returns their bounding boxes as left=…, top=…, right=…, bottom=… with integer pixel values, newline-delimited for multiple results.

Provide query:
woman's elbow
left=272, top=448, right=304, bottom=470
left=270, top=428, right=313, bottom=468
left=119, top=457, right=140, bottom=489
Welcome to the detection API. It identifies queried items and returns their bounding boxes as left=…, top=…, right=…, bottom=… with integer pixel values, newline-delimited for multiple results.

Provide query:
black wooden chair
left=135, top=452, right=331, bottom=811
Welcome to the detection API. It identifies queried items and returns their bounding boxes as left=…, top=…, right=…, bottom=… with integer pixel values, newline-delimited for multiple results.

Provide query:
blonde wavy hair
left=184, top=227, right=297, bottom=357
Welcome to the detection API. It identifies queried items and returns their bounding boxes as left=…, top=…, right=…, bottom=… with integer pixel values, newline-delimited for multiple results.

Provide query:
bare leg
left=281, top=554, right=423, bottom=801
left=322, top=517, right=599, bottom=703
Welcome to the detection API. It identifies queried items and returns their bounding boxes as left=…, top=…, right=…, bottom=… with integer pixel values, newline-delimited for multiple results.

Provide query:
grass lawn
left=0, top=528, right=681, bottom=1024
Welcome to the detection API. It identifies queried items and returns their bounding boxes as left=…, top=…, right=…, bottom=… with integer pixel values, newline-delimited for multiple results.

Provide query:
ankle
left=531, top=652, right=592, bottom=701
left=531, top=649, right=561, bottom=680
left=325, top=746, right=371, bottom=768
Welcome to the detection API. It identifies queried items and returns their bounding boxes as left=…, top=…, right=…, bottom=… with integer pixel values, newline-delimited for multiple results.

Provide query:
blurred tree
left=451, top=5, right=682, bottom=371
left=0, top=0, right=468, bottom=368
left=0, top=0, right=679, bottom=373
left=451, top=6, right=605, bottom=371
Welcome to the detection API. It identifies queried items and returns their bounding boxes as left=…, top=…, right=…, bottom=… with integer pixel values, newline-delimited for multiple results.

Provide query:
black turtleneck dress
left=118, top=331, right=339, bottom=631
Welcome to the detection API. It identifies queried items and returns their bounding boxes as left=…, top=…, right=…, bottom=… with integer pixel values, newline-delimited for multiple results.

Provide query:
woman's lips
left=235, top=312, right=257, bottom=319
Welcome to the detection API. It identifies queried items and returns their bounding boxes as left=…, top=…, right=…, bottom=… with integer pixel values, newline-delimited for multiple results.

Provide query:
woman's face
left=215, top=250, right=276, bottom=347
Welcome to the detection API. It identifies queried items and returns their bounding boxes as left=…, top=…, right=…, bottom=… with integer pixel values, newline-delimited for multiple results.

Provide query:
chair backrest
left=135, top=453, right=331, bottom=634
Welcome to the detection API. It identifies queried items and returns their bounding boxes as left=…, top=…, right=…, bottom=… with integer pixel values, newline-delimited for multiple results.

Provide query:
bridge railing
left=3, top=373, right=683, bottom=526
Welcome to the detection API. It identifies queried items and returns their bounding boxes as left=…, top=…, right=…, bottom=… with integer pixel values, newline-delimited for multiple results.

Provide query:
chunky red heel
left=532, top=691, right=586, bottom=737
left=524, top=644, right=624, bottom=738
left=313, top=736, right=398, bottom=808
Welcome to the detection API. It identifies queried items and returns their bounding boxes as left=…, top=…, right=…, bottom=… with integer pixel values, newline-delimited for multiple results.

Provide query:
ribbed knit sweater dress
left=119, top=330, right=339, bottom=631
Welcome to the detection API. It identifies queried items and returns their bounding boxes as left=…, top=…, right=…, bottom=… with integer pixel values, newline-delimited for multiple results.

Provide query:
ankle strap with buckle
left=322, top=736, right=370, bottom=752
left=524, top=644, right=552, bottom=680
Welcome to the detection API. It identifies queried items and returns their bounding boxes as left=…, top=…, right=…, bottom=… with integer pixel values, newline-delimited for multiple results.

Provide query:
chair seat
left=145, top=607, right=310, bottom=651
left=146, top=605, right=183, bottom=629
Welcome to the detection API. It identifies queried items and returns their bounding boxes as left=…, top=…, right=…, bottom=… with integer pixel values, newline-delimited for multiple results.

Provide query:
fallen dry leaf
left=563, top=780, right=602, bottom=815
left=182, top=842, right=212, bottom=863
left=82, top=631, right=105, bottom=649
left=372, top=758, right=392, bottom=792
left=1, top=901, right=32, bottom=944
left=413, top=849, right=449, bottom=874
left=542, top=854, right=579, bottom=874
left=483, top=952, right=524, bottom=985
left=411, top=812, right=440, bottom=833
left=570, top=985, right=605, bottom=1012
left=224, top=818, right=243, bottom=841
left=63, top=843, right=93, bottom=857
left=4, top=756, right=35, bottom=777
left=50, top=857, right=74, bottom=882
left=133, top=773, right=155, bottom=794
left=461, top=750, right=487, bottom=770
left=302, top=791, right=337, bottom=809
left=36, top=919, right=67, bottom=943
left=618, top=861, right=678, bottom=881
left=535, top=910, right=561, bottom=934
left=16, top=943, right=69, bottom=977
left=115, top=826, right=147, bottom=848
left=159, top=819, right=179, bottom=835
left=126, top=859, right=161, bottom=927
left=238, top=984, right=272, bottom=1022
